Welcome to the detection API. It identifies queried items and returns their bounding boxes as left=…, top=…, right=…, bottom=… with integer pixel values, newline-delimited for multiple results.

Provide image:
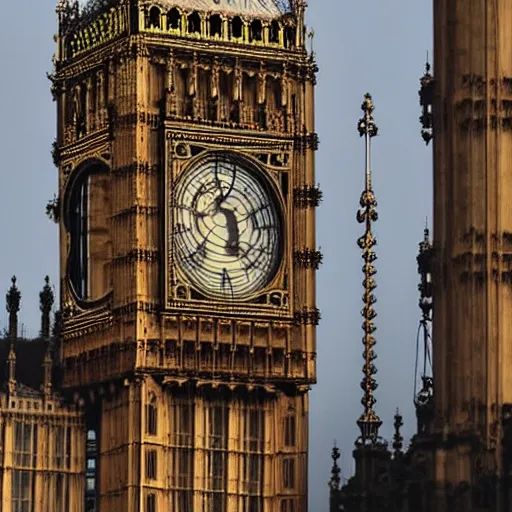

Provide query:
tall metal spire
left=355, top=93, right=382, bottom=445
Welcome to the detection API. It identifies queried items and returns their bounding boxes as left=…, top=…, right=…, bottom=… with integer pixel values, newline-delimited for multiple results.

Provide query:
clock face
left=173, top=152, right=283, bottom=299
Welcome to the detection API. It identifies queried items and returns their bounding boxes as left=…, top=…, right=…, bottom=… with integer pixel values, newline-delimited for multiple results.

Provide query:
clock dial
left=173, top=153, right=283, bottom=299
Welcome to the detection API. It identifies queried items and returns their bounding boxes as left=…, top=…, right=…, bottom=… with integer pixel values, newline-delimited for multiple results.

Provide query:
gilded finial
left=355, top=93, right=382, bottom=446
left=6, top=276, right=21, bottom=340
left=392, top=408, right=404, bottom=457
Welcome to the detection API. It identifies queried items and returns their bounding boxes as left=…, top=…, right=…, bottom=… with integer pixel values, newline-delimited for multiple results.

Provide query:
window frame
left=64, top=159, right=112, bottom=306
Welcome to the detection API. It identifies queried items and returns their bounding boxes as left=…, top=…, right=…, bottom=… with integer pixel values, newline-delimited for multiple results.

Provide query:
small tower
left=418, top=58, right=433, bottom=145
left=392, top=409, right=404, bottom=459
left=40, top=275, right=54, bottom=339
left=6, top=276, right=21, bottom=395
left=40, top=276, right=55, bottom=398
left=328, top=443, right=342, bottom=511
left=414, top=225, right=433, bottom=435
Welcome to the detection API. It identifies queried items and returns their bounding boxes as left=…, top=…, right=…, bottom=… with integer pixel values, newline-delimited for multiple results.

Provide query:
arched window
left=250, top=20, right=262, bottom=42
left=187, top=11, right=201, bottom=34
left=284, top=25, right=296, bottom=49
left=148, top=6, right=161, bottom=29
left=67, top=162, right=112, bottom=302
left=167, top=8, right=181, bottom=30
left=146, top=493, right=156, bottom=512
left=270, top=21, right=280, bottom=44
left=209, top=14, right=222, bottom=38
left=146, top=394, right=158, bottom=435
left=232, top=16, right=243, bottom=39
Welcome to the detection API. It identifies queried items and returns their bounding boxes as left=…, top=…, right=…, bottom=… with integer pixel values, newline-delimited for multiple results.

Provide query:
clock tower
left=52, top=0, right=318, bottom=510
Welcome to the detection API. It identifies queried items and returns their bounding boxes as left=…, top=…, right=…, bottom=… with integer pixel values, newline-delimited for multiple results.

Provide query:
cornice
left=144, top=34, right=307, bottom=63
left=165, top=123, right=294, bottom=150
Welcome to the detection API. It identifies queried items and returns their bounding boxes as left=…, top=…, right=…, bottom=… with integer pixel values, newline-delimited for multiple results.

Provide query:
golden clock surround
left=164, top=129, right=293, bottom=316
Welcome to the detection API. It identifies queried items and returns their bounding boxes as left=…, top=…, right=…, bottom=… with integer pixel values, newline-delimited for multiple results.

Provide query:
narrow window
left=66, top=426, right=72, bottom=469
left=203, top=403, right=228, bottom=511
left=284, top=415, right=296, bottom=447
left=232, top=16, right=243, bottom=39
left=12, top=470, right=33, bottom=512
left=250, top=20, right=262, bottom=42
left=55, top=425, right=65, bottom=468
left=270, top=21, right=280, bottom=43
left=86, top=428, right=98, bottom=512
left=146, top=493, right=157, bottom=512
left=170, top=398, right=194, bottom=512
left=167, top=8, right=180, bottom=30
left=284, top=26, right=296, bottom=49
left=242, top=406, right=264, bottom=511
left=283, top=458, right=295, bottom=489
left=146, top=450, right=157, bottom=480
left=148, top=7, right=161, bottom=29
left=210, top=14, right=222, bottom=37
left=281, top=499, right=296, bottom=512
left=146, top=394, right=158, bottom=435
left=188, top=12, right=201, bottom=34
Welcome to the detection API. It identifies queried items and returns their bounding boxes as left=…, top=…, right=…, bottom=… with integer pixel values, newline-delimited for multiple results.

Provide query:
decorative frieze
left=112, top=301, right=160, bottom=316
left=112, top=249, right=159, bottom=265
left=111, top=162, right=159, bottom=176
left=453, top=75, right=512, bottom=133
left=452, top=229, right=512, bottom=284
left=112, top=205, right=159, bottom=220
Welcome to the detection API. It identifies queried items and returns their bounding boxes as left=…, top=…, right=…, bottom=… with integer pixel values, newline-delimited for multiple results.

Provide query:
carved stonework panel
left=452, top=229, right=512, bottom=285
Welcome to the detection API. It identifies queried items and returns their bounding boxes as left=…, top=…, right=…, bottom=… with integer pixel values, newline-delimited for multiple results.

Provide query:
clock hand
left=220, top=268, right=234, bottom=298
left=214, top=161, right=237, bottom=207
left=217, top=206, right=240, bottom=256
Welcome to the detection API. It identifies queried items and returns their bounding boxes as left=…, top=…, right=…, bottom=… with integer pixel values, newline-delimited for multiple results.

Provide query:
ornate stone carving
left=294, top=248, right=323, bottom=269
left=293, top=184, right=323, bottom=208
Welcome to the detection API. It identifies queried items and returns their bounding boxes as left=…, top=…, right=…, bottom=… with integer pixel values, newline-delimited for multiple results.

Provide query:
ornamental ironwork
left=293, top=184, right=323, bottom=208
left=355, top=93, right=383, bottom=446
left=294, top=248, right=323, bottom=269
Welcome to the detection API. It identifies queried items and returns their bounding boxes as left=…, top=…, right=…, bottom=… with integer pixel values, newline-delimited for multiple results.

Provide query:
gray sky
left=0, top=1, right=432, bottom=510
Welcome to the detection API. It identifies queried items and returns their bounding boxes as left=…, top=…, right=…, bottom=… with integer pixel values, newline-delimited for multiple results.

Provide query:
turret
left=40, top=276, right=55, bottom=398
left=5, top=276, right=20, bottom=395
